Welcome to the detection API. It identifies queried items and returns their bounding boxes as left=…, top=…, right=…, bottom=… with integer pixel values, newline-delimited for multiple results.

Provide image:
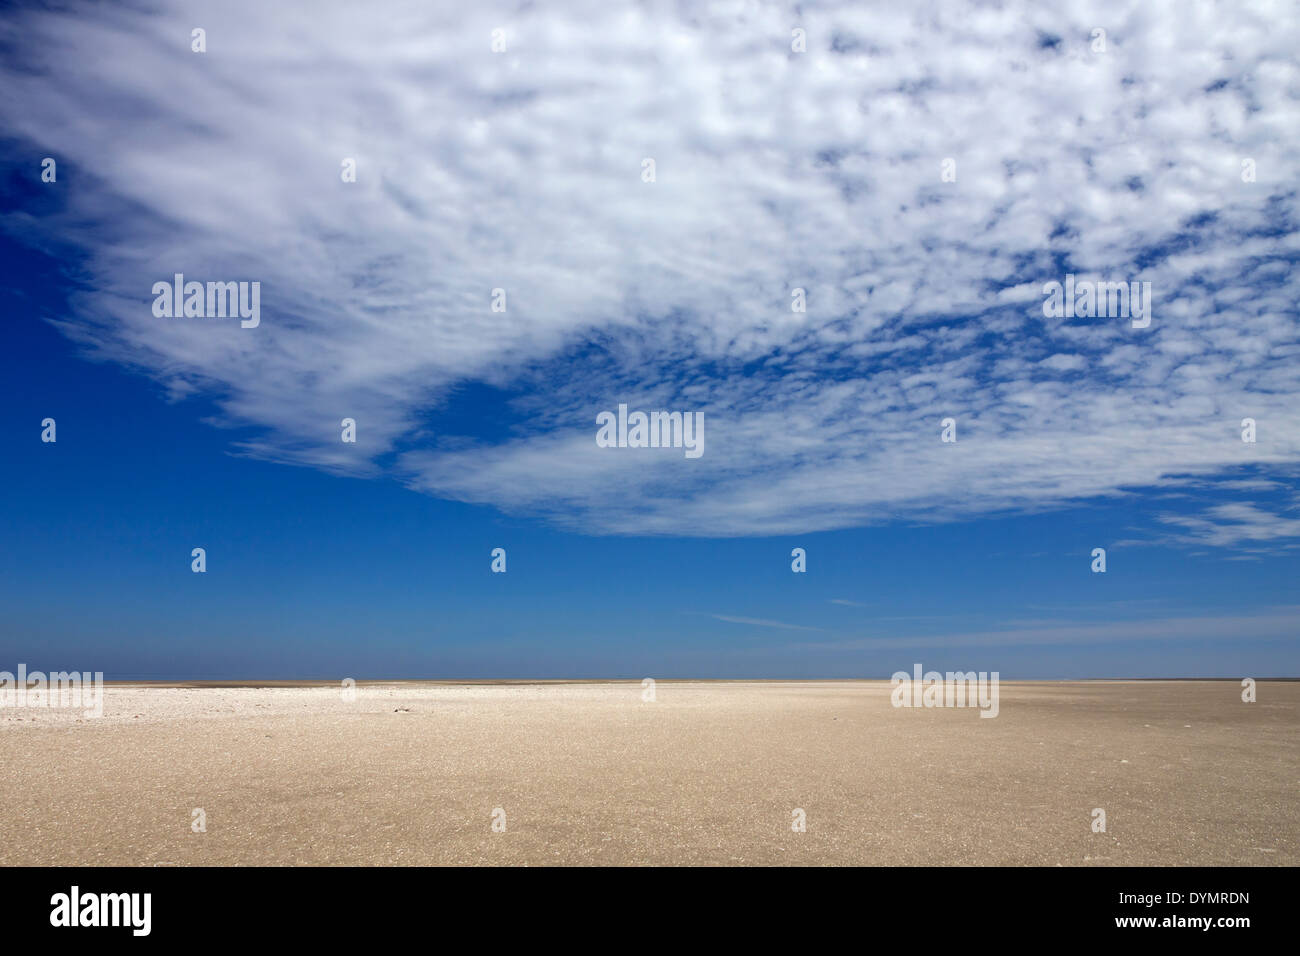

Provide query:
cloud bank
left=3, top=0, right=1298, bottom=539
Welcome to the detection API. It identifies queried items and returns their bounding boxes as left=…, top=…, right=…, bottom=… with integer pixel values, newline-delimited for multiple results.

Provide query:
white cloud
left=2, top=0, right=1298, bottom=538
left=710, top=615, right=824, bottom=632
left=794, top=607, right=1300, bottom=650
left=1154, top=500, right=1300, bottom=549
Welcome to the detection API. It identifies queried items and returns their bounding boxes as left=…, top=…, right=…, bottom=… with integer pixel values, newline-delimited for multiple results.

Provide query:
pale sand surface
left=1, top=681, right=1295, bottom=865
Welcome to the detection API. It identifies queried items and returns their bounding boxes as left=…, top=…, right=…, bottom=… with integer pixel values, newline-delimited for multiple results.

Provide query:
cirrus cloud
left=2, top=0, right=1298, bottom=540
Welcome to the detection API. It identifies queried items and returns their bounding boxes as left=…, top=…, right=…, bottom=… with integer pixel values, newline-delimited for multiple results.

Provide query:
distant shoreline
left=80, top=676, right=1300, bottom=687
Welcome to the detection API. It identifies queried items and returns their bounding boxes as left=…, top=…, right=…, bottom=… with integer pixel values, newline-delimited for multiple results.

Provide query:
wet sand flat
left=1, top=680, right=1295, bottom=866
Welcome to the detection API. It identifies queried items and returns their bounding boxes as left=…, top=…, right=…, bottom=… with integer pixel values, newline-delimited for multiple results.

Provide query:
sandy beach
left=1, top=680, right=1295, bottom=866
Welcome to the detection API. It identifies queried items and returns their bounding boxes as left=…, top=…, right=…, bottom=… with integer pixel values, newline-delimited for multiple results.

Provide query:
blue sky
left=1, top=0, right=1298, bottom=678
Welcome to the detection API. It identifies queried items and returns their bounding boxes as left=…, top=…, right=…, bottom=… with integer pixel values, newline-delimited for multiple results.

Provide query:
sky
left=1, top=0, right=1298, bottom=679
